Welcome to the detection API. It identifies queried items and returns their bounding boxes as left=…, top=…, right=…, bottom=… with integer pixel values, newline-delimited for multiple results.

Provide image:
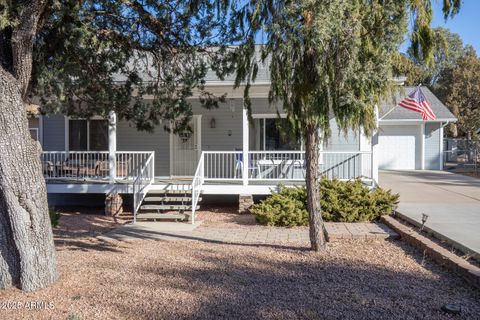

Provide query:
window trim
left=29, top=127, right=39, bottom=141
left=65, top=116, right=108, bottom=151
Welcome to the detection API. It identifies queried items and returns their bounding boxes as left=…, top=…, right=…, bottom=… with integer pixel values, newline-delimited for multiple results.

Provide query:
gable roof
left=379, top=86, right=456, bottom=121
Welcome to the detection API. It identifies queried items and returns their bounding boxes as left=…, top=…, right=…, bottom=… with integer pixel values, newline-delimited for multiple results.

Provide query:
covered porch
left=40, top=107, right=375, bottom=189
left=40, top=108, right=375, bottom=223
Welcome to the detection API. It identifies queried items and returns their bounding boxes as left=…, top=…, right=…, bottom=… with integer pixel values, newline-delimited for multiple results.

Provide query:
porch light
left=210, top=117, right=216, bottom=128
left=179, top=131, right=192, bottom=143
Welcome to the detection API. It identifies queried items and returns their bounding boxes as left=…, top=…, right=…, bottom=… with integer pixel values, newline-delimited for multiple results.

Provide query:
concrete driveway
left=379, top=170, right=480, bottom=259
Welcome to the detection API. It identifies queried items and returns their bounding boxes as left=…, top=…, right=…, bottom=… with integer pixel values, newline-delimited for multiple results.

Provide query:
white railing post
left=242, top=108, right=249, bottom=186
left=108, top=111, right=117, bottom=184
left=191, top=183, right=196, bottom=225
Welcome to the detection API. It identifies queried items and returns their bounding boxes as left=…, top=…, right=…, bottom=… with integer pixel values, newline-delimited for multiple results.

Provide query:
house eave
left=379, top=118, right=457, bottom=124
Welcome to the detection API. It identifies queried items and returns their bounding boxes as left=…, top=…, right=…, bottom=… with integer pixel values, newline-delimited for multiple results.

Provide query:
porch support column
left=359, top=128, right=372, bottom=179
left=371, top=106, right=380, bottom=183
left=439, top=123, right=444, bottom=170
left=108, top=110, right=117, bottom=184
left=420, top=122, right=425, bottom=170
left=242, top=107, right=249, bottom=186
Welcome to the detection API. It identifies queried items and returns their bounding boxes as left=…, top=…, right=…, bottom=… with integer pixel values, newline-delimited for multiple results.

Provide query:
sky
left=400, top=1, right=480, bottom=54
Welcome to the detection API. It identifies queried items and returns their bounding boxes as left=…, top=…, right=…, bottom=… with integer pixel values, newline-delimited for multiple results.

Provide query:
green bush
left=251, top=180, right=399, bottom=226
left=251, top=186, right=308, bottom=227
left=320, top=179, right=399, bottom=222
left=49, top=207, right=61, bottom=228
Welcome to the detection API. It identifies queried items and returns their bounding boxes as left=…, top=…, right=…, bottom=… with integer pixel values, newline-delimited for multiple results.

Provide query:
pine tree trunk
left=304, top=124, right=326, bottom=251
left=0, top=67, right=57, bottom=291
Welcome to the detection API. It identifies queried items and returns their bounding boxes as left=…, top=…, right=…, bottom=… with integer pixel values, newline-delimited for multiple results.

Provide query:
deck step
left=143, top=196, right=200, bottom=202
left=148, top=189, right=192, bottom=195
left=136, top=213, right=190, bottom=220
left=140, top=204, right=199, bottom=211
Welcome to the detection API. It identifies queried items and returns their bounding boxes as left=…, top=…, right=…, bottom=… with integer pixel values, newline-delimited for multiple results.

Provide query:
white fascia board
left=47, top=183, right=132, bottom=194
left=379, top=118, right=457, bottom=124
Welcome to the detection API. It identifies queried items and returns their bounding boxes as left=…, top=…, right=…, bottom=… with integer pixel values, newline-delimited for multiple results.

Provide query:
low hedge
left=252, top=186, right=308, bottom=227
left=251, top=179, right=399, bottom=227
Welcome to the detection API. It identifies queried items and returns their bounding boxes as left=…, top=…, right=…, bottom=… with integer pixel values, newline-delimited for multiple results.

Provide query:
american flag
left=398, top=87, right=436, bottom=120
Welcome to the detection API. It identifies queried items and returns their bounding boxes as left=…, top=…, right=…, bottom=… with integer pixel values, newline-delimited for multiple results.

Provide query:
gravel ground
left=194, top=205, right=259, bottom=228
left=0, top=210, right=479, bottom=320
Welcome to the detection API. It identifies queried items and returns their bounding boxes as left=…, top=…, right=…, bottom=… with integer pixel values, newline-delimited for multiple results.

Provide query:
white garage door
left=378, top=125, right=419, bottom=170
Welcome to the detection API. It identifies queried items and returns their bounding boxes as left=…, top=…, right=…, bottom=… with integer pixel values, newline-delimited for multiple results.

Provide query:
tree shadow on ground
left=53, top=209, right=126, bottom=252
left=110, top=240, right=480, bottom=320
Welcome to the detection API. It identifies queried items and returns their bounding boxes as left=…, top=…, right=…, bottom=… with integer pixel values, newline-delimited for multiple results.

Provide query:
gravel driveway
left=0, top=210, right=478, bottom=320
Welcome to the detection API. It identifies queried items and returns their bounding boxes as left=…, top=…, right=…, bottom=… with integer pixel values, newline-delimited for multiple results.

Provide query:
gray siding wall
left=192, top=100, right=243, bottom=151
left=424, top=122, right=441, bottom=170
left=324, top=119, right=360, bottom=151
left=116, top=120, right=170, bottom=176
left=42, top=115, right=65, bottom=151
left=250, top=98, right=283, bottom=114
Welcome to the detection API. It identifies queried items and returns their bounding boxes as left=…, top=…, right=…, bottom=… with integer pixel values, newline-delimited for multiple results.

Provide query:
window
left=258, top=118, right=301, bottom=150
left=28, top=118, right=40, bottom=142
left=68, top=119, right=108, bottom=151
left=29, top=128, right=39, bottom=141
left=89, top=120, right=108, bottom=151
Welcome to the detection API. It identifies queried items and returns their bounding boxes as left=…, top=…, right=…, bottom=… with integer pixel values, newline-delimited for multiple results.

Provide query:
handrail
left=320, top=153, right=359, bottom=177
left=132, top=152, right=155, bottom=223
left=191, top=152, right=204, bottom=225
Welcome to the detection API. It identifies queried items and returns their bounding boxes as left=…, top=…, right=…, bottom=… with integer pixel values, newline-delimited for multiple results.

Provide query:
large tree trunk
left=0, top=67, right=57, bottom=291
left=304, top=124, right=326, bottom=251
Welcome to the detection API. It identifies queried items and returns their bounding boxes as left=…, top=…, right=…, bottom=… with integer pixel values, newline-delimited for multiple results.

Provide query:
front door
left=170, top=116, right=201, bottom=177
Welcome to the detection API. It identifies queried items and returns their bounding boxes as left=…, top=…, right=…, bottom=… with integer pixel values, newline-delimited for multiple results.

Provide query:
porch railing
left=115, top=152, right=152, bottom=179
left=203, top=151, right=243, bottom=180
left=202, top=150, right=372, bottom=181
left=191, top=152, right=204, bottom=224
left=132, top=152, right=155, bottom=223
left=320, top=151, right=372, bottom=180
left=41, top=151, right=152, bottom=181
left=42, top=151, right=110, bottom=180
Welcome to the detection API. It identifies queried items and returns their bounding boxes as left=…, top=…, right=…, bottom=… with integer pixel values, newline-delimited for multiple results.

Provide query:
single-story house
left=30, top=61, right=455, bottom=222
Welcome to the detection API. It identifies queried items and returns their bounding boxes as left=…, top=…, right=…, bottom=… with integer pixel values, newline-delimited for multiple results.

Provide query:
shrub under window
left=251, top=180, right=399, bottom=227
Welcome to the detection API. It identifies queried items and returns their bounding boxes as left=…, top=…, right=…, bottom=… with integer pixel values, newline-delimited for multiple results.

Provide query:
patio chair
left=95, top=160, right=109, bottom=178
left=286, top=159, right=306, bottom=179
left=42, top=160, right=55, bottom=177
left=234, top=149, right=261, bottom=179
left=57, top=159, right=77, bottom=178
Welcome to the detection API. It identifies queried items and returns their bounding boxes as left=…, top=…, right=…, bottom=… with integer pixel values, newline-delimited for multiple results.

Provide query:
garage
left=378, top=125, right=421, bottom=170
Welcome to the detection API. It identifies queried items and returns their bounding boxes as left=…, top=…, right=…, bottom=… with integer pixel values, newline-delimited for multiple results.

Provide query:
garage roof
left=379, top=86, right=456, bottom=121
